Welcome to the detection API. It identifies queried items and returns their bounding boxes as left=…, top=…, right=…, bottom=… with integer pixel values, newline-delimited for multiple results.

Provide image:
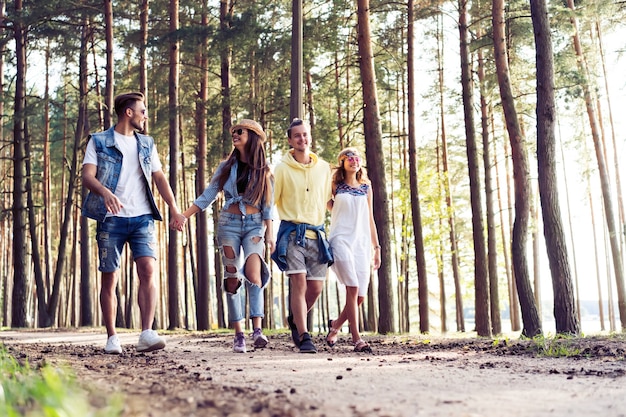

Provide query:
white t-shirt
left=83, top=131, right=163, bottom=218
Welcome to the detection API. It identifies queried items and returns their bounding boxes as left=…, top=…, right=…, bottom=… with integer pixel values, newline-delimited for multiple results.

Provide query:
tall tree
left=476, top=31, right=501, bottom=335
left=11, top=0, right=28, bottom=327
left=168, top=0, right=181, bottom=329
left=214, top=0, right=233, bottom=329
left=565, top=0, right=626, bottom=330
left=103, top=0, right=113, bottom=127
left=356, top=0, right=394, bottom=333
left=139, top=0, right=149, bottom=118
left=459, top=0, right=491, bottom=336
left=195, top=0, right=210, bottom=331
left=407, top=0, right=429, bottom=333
left=492, top=0, right=541, bottom=336
left=436, top=12, right=463, bottom=333
left=530, top=0, right=579, bottom=334
left=0, top=1, right=5, bottom=327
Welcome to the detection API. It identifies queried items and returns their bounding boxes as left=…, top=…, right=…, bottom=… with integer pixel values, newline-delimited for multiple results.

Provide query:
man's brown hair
left=114, top=92, right=144, bottom=118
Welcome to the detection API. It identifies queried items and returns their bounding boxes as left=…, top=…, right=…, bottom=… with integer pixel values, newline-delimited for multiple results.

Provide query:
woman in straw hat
left=171, top=119, right=274, bottom=353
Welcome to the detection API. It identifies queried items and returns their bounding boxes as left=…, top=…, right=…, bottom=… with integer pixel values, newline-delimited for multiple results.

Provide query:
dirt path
left=2, top=329, right=626, bottom=417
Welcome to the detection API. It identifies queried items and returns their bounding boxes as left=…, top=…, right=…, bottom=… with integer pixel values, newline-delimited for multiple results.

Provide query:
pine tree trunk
left=493, top=0, right=541, bottom=337
left=477, top=33, right=501, bottom=334
left=103, top=0, right=113, bottom=129
left=11, top=0, right=29, bottom=327
left=565, top=0, right=626, bottom=330
left=356, top=0, right=394, bottom=333
left=436, top=13, right=459, bottom=333
left=459, top=0, right=491, bottom=336
left=168, top=0, right=181, bottom=329
left=532, top=0, right=580, bottom=334
left=139, top=0, right=149, bottom=125
left=407, top=0, right=429, bottom=334
left=195, top=0, right=211, bottom=331
left=1, top=1, right=8, bottom=327
left=595, top=21, right=624, bottom=238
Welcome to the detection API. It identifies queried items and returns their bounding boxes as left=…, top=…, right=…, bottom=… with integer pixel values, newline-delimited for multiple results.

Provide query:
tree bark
left=139, top=0, right=149, bottom=128
left=168, top=0, right=181, bottom=329
left=103, top=0, right=113, bottom=127
left=195, top=0, right=210, bottom=330
left=356, top=0, right=394, bottom=333
left=407, top=0, right=429, bottom=333
left=492, top=0, right=541, bottom=337
left=477, top=32, right=501, bottom=335
left=436, top=13, right=461, bottom=333
left=531, top=0, right=580, bottom=335
left=565, top=0, right=626, bottom=330
left=11, top=0, right=28, bottom=328
left=459, top=0, right=491, bottom=336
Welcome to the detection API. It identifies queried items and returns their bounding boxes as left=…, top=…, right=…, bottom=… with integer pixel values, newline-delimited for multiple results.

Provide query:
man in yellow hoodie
left=272, top=118, right=333, bottom=353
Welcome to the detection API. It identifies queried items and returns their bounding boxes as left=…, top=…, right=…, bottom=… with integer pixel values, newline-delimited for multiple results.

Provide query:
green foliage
left=0, top=345, right=123, bottom=417
left=492, top=336, right=511, bottom=347
left=530, top=335, right=581, bottom=357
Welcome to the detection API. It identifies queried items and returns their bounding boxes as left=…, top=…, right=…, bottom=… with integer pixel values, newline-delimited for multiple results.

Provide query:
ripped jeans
left=217, top=212, right=270, bottom=323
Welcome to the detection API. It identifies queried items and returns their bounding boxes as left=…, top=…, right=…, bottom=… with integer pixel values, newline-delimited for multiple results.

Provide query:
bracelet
left=374, top=245, right=380, bottom=250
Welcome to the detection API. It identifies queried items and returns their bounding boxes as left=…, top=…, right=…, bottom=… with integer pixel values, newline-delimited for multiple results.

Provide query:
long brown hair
left=331, top=147, right=370, bottom=187
left=216, top=129, right=273, bottom=206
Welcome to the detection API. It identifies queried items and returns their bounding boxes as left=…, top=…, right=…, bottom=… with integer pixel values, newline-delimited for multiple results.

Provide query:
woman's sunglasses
left=233, top=128, right=244, bottom=136
left=342, top=153, right=361, bottom=164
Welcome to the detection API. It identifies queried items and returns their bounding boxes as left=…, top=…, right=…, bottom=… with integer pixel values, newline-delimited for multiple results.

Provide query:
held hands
left=373, top=247, right=381, bottom=270
left=169, top=213, right=188, bottom=231
left=266, top=237, right=276, bottom=255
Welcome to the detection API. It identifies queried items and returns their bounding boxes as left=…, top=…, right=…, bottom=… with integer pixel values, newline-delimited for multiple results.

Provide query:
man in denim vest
left=82, top=92, right=180, bottom=354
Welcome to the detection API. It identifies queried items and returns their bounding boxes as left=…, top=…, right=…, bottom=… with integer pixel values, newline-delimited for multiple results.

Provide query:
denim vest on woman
left=81, top=126, right=163, bottom=222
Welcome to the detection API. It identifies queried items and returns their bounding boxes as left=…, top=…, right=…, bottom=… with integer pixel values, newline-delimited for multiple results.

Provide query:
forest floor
left=2, top=328, right=626, bottom=417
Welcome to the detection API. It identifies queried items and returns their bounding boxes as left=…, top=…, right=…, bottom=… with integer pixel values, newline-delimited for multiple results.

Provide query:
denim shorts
left=96, top=214, right=157, bottom=273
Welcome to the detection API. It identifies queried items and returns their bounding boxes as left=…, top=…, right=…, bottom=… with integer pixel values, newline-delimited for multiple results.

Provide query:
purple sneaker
left=252, top=328, right=268, bottom=348
left=233, top=332, right=246, bottom=353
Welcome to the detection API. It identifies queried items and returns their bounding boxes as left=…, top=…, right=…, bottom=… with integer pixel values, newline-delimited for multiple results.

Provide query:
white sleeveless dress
left=329, top=182, right=372, bottom=296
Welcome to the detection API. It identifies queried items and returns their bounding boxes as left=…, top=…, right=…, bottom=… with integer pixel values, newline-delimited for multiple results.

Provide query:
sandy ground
left=2, top=329, right=626, bottom=417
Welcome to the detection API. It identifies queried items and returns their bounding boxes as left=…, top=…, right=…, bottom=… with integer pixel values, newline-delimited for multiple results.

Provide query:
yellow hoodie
left=274, top=149, right=332, bottom=229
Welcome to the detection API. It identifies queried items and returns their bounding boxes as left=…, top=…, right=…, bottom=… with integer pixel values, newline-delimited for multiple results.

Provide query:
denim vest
left=81, top=126, right=163, bottom=222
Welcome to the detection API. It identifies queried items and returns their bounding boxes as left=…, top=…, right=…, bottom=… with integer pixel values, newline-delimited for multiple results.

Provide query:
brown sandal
left=354, top=339, right=372, bottom=353
left=326, top=319, right=339, bottom=347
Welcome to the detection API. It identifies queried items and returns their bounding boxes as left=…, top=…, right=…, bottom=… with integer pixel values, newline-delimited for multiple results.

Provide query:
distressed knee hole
left=225, top=277, right=241, bottom=294
left=223, top=246, right=236, bottom=259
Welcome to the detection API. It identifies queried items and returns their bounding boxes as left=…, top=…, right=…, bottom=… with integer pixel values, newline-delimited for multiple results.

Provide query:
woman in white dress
left=326, top=148, right=381, bottom=352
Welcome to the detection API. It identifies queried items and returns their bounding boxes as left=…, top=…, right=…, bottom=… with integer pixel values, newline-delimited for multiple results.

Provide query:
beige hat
left=230, top=119, right=266, bottom=142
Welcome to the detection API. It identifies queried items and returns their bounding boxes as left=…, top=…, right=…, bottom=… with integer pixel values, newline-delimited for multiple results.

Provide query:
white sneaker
left=105, top=335, right=122, bottom=354
left=136, top=330, right=165, bottom=352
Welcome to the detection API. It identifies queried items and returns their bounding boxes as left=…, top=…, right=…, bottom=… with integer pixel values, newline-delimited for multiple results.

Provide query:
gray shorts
left=284, top=233, right=328, bottom=280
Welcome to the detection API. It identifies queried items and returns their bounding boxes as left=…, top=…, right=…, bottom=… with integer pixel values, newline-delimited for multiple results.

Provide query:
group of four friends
left=81, top=92, right=381, bottom=355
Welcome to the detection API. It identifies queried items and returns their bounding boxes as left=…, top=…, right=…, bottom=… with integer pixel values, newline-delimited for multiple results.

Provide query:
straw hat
left=230, top=119, right=266, bottom=142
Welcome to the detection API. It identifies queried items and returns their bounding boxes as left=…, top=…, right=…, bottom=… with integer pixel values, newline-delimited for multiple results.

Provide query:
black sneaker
left=299, top=332, right=317, bottom=354
left=287, top=314, right=300, bottom=347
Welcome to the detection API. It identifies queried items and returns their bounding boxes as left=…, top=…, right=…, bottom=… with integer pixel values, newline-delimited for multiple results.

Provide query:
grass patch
left=0, top=344, right=123, bottom=417
left=531, top=335, right=581, bottom=357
